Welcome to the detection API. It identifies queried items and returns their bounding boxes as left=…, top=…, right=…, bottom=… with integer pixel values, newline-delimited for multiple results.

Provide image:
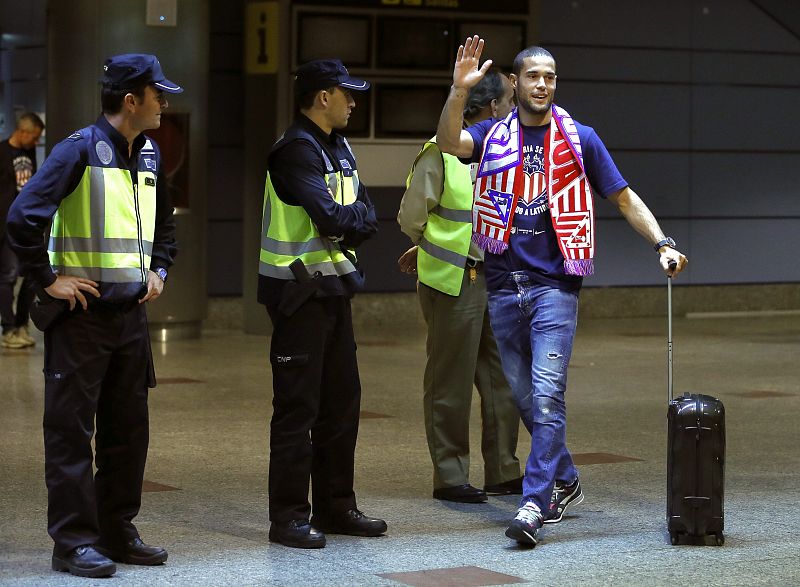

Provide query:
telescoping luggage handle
left=667, top=261, right=677, bottom=404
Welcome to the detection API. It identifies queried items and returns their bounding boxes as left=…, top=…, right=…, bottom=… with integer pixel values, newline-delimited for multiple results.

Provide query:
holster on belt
left=277, top=259, right=320, bottom=317
left=29, top=285, right=69, bottom=331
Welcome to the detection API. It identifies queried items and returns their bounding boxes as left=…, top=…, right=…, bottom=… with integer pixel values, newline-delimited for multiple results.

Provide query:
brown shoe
left=14, top=326, right=36, bottom=346
left=1, top=331, right=27, bottom=349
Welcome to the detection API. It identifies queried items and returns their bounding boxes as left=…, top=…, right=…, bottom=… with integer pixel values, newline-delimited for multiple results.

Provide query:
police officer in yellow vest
left=398, top=70, right=523, bottom=503
left=7, top=54, right=180, bottom=578
left=259, top=59, right=385, bottom=549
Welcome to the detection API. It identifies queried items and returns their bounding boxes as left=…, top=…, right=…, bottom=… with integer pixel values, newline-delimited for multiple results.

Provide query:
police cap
left=294, top=59, right=370, bottom=95
left=102, top=54, right=183, bottom=94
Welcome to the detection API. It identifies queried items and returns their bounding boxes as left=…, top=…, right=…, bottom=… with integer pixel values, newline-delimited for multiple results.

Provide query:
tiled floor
left=1, top=312, right=799, bottom=586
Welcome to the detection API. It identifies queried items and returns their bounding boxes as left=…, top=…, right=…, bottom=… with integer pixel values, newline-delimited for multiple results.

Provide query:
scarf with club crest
left=472, top=105, right=595, bottom=276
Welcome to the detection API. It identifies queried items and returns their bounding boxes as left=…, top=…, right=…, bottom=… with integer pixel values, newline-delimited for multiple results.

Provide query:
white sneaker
left=1, top=331, right=28, bottom=349
left=14, top=326, right=36, bottom=346
left=505, top=500, right=543, bottom=545
left=544, top=478, right=584, bottom=524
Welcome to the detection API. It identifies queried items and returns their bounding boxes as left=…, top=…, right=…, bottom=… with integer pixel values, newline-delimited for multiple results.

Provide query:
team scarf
left=472, top=105, right=595, bottom=276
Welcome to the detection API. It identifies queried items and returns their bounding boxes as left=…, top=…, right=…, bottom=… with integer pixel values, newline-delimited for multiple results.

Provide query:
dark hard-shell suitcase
left=665, top=268, right=725, bottom=546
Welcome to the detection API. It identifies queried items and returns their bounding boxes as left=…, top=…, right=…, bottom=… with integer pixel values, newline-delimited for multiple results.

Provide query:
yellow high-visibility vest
left=407, top=138, right=473, bottom=296
left=259, top=130, right=359, bottom=280
left=48, top=131, right=157, bottom=283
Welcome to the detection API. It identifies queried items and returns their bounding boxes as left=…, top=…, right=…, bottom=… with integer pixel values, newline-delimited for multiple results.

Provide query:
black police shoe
left=433, top=483, right=488, bottom=503
left=95, top=537, right=168, bottom=565
left=311, top=509, right=387, bottom=537
left=269, top=519, right=327, bottom=548
left=52, top=545, right=116, bottom=578
left=484, top=476, right=524, bottom=495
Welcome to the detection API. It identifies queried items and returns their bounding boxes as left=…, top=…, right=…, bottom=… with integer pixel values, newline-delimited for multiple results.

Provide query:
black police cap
left=102, top=54, right=183, bottom=94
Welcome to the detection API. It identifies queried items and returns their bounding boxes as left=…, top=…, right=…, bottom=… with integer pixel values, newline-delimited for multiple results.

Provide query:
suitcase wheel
left=669, top=532, right=679, bottom=545
left=715, top=533, right=725, bottom=546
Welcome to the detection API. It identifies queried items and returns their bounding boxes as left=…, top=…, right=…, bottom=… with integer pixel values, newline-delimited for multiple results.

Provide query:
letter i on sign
left=246, top=1, right=278, bottom=74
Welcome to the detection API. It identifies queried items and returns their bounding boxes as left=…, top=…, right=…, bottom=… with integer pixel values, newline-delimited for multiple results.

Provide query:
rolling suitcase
left=665, top=268, right=726, bottom=546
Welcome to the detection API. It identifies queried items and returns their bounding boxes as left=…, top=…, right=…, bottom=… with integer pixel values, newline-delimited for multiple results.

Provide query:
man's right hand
left=453, top=35, right=493, bottom=91
left=45, top=275, right=101, bottom=310
left=398, top=246, right=418, bottom=275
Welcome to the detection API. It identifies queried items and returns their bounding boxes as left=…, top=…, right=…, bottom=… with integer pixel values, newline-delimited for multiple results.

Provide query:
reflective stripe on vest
left=259, top=140, right=359, bottom=280
left=48, top=165, right=157, bottom=283
left=408, top=139, right=473, bottom=296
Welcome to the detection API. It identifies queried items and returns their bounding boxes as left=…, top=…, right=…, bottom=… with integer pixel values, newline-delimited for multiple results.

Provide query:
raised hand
left=453, top=35, right=493, bottom=91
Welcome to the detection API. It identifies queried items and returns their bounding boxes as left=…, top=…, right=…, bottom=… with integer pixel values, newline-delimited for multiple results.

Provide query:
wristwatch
left=653, top=237, right=676, bottom=252
left=155, top=267, right=168, bottom=282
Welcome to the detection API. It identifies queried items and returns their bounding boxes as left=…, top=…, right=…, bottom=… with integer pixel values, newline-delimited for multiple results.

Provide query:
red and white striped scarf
left=472, top=105, right=595, bottom=276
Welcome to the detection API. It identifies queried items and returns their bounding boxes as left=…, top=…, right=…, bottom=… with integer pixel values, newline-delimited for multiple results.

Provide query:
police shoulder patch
left=95, top=141, right=114, bottom=165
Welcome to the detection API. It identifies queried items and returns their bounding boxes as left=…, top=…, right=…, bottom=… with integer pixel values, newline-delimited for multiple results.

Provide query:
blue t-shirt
left=465, top=115, right=627, bottom=292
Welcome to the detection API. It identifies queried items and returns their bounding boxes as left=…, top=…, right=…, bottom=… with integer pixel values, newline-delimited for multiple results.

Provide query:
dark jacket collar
left=296, top=113, right=341, bottom=146
left=95, top=115, right=146, bottom=162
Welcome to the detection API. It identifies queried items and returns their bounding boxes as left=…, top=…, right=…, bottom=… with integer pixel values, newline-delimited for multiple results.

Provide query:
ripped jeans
left=487, top=272, right=579, bottom=511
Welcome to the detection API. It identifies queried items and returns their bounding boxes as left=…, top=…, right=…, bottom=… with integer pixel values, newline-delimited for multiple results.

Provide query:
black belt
left=86, top=297, right=140, bottom=314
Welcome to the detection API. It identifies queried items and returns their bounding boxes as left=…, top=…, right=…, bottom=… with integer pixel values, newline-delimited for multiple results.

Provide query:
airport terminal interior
left=1, top=0, right=799, bottom=585
left=2, top=311, right=799, bottom=585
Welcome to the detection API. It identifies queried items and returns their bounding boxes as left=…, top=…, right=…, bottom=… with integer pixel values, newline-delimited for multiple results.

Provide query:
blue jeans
left=487, top=272, right=579, bottom=511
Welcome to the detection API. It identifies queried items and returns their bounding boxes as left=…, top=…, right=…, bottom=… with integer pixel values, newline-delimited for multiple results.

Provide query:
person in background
left=0, top=112, right=44, bottom=348
left=435, top=36, right=687, bottom=546
left=7, top=54, right=180, bottom=577
left=397, top=69, right=523, bottom=504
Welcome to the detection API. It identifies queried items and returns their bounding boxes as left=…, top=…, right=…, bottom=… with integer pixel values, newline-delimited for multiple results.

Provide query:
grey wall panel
left=692, top=86, right=800, bottom=151
left=583, top=219, right=692, bottom=287
left=207, top=147, right=245, bottom=221
left=210, top=0, right=244, bottom=35
left=600, top=152, right=691, bottom=219
left=756, top=0, right=800, bottom=35
left=555, top=47, right=691, bottom=83
left=558, top=82, right=691, bottom=151
left=540, top=0, right=691, bottom=48
left=356, top=220, right=416, bottom=292
left=9, top=47, right=46, bottom=80
left=8, top=80, right=46, bottom=113
left=210, top=34, right=244, bottom=72
left=689, top=219, right=800, bottom=283
left=207, top=220, right=244, bottom=296
left=693, top=52, right=800, bottom=86
left=691, top=153, right=800, bottom=217
left=692, top=0, right=800, bottom=52
left=367, top=186, right=404, bottom=221
left=208, top=72, right=244, bottom=147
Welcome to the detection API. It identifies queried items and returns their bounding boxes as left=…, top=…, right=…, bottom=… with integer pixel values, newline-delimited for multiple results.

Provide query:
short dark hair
left=17, top=112, right=45, bottom=131
left=101, top=83, right=148, bottom=114
left=295, top=85, right=337, bottom=111
left=512, top=46, right=555, bottom=76
left=464, top=68, right=506, bottom=120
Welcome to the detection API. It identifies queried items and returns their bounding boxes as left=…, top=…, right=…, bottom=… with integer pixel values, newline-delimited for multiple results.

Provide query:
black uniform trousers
left=266, top=295, right=361, bottom=522
left=43, top=301, right=153, bottom=554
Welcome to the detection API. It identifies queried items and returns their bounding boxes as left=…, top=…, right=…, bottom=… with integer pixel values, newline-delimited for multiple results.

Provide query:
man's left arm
left=140, top=167, right=178, bottom=303
left=607, top=186, right=687, bottom=276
